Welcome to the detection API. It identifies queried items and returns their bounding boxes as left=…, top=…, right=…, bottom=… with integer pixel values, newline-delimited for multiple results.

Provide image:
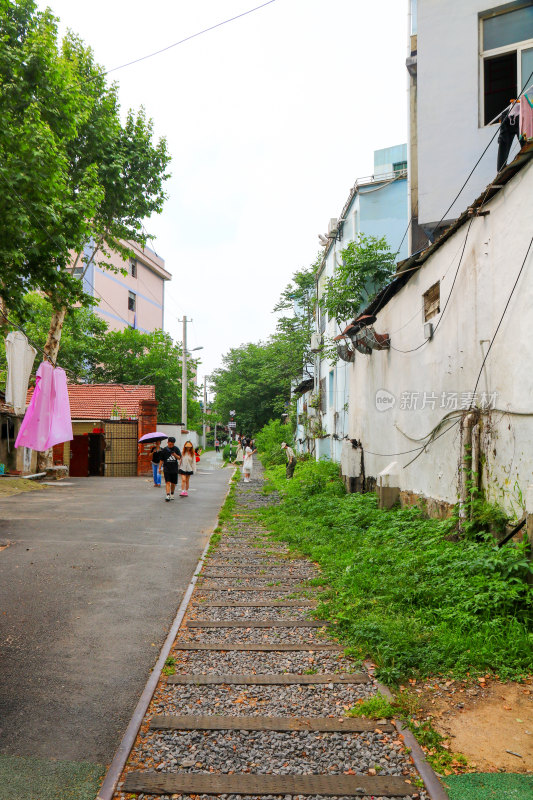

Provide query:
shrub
left=255, top=419, right=293, bottom=466
left=258, top=461, right=533, bottom=681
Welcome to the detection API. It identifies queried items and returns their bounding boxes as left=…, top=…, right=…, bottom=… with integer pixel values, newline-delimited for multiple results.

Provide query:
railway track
left=108, top=468, right=444, bottom=800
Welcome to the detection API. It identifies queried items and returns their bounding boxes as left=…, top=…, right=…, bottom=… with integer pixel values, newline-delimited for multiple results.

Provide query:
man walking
left=158, top=436, right=182, bottom=501
left=281, top=442, right=296, bottom=479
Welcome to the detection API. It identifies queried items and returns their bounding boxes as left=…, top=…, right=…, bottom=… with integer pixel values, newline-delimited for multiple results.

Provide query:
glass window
left=128, top=291, right=136, bottom=311
left=328, top=370, right=334, bottom=407
left=484, top=52, right=517, bottom=123
left=483, top=5, right=533, bottom=51
left=522, top=46, right=533, bottom=90
left=130, top=259, right=137, bottom=278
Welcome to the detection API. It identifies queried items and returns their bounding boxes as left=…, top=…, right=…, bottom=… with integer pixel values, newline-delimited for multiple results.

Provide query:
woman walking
left=242, top=439, right=257, bottom=483
left=179, top=440, right=197, bottom=496
left=150, top=441, right=162, bottom=487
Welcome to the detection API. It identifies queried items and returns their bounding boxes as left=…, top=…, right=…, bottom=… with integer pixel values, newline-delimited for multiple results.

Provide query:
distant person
left=150, top=441, right=162, bottom=487
left=242, top=439, right=257, bottom=483
left=179, top=440, right=197, bottom=496
left=158, top=436, right=182, bottom=502
left=195, top=447, right=202, bottom=463
left=281, top=441, right=296, bottom=479
left=235, top=440, right=244, bottom=465
left=215, top=439, right=220, bottom=453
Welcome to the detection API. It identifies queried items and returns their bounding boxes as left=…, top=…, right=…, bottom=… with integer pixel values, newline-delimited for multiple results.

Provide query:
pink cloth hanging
left=520, top=94, right=533, bottom=140
left=15, top=361, right=73, bottom=451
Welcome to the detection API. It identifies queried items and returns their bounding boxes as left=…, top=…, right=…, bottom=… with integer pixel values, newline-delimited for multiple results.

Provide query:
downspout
left=459, top=412, right=477, bottom=525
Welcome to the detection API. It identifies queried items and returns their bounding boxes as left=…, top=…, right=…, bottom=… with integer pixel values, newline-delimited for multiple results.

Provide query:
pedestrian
left=215, top=438, right=220, bottom=453
left=150, top=440, right=162, bottom=487
left=281, top=441, right=296, bottom=479
left=235, top=440, right=244, bottom=465
left=158, top=436, right=182, bottom=501
left=179, top=440, right=196, bottom=496
left=242, top=439, right=257, bottom=483
left=195, top=446, right=202, bottom=463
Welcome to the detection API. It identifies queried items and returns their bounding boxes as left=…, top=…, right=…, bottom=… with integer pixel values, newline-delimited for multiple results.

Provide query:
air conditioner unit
left=310, top=333, right=322, bottom=353
left=328, top=217, right=338, bottom=236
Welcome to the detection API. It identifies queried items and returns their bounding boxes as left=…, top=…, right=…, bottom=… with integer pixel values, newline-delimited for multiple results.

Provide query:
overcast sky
left=38, top=0, right=408, bottom=389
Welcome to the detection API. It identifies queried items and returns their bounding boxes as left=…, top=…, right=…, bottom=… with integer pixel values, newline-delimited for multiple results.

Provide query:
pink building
left=75, top=240, right=171, bottom=332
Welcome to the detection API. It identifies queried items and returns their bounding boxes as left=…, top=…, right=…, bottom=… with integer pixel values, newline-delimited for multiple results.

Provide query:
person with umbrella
left=158, top=436, right=182, bottom=502
left=138, top=431, right=169, bottom=489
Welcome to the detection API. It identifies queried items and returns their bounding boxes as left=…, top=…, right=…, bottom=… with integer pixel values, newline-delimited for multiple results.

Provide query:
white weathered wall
left=346, top=159, right=533, bottom=515
left=417, top=0, right=522, bottom=228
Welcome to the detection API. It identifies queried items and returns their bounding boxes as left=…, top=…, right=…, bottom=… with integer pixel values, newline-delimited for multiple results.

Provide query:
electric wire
left=100, top=0, right=278, bottom=77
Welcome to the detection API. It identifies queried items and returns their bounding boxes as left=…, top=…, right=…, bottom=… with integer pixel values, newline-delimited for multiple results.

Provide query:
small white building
left=409, top=0, right=533, bottom=246
left=339, top=143, right=533, bottom=518
left=305, top=146, right=408, bottom=462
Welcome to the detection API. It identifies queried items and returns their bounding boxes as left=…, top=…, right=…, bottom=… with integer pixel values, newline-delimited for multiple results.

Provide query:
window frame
left=130, top=259, right=137, bottom=278
left=480, top=5, right=533, bottom=127
left=128, top=290, right=136, bottom=312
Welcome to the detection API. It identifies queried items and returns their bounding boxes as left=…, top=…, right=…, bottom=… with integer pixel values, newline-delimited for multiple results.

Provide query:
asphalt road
left=0, top=454, right=230, bottom=768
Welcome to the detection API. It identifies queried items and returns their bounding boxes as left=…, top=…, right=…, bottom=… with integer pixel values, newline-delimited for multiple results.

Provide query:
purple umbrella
left=138, top=431, right=169, bottom=443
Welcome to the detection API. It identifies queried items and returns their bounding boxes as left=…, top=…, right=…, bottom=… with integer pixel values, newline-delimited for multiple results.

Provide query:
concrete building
left=296, top=146, right=408, bottom=461
left=338, top=143, right=533, bottom=518
left=75, top=240, right=171, bottom=332
left=408, top=0, right=533, bottom=248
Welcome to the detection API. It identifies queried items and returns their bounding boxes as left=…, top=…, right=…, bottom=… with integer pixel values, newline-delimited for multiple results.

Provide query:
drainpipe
left=470, top=422, right=481, bottom=517
left=459, top=412, right=477, bottom=526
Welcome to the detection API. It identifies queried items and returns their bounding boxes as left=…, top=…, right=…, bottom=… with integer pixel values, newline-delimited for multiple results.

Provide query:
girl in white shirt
left=179, top=440, right=197, bottom=496
left=242, top=439, right=257, bottom=483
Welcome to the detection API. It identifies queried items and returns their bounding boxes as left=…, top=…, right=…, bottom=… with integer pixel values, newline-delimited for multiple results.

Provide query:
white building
left=409, top=0, right=533, bottom=247
left=338, top=143, right=533, bottom=518
left=296, top=147, right=408, bottom=461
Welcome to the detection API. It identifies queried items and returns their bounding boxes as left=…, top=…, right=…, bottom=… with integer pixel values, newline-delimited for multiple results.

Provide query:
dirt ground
left=410, top=676, right=533, bottom=772
left=0, top=477, right=44, bottom=498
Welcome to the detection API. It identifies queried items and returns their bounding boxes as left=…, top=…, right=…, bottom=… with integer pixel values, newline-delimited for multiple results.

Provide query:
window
left=423, top=282, right=440, bottom=321
left=130, top=259, right=137, bottom=278
left=128, top=291, right=136, bottom=312
left=481, top=4, right=533, bottom=125
left=328, top=370, right=334, bottom=408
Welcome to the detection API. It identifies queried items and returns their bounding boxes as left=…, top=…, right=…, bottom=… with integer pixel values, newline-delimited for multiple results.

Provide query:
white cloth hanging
left=5, top=331, right=37, bottom=415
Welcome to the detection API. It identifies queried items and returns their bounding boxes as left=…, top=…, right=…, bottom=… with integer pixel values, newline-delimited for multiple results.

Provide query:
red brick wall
left=137, top=399, right=158, bottom=476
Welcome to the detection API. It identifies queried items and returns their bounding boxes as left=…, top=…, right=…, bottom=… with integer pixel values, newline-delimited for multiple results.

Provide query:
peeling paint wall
left=345, top=158, right=533, bottom=516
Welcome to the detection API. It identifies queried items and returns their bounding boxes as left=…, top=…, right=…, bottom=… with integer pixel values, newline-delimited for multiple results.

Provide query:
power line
left=100, top=0, right=278, bottom=77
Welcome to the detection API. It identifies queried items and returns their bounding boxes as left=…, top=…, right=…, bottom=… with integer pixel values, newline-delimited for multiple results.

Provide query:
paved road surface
left=0, top=453, right=229, bottom=795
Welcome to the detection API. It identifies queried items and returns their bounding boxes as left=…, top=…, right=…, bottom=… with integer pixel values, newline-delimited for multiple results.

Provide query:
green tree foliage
left=0, top=0, right=170, bottom=341
left=319, top=234, right=396, bottom=328
left=211, top=259, right=318, bottom=434
left=0, top=293, right=107, bottom=385
left=92, top=327, right=202, bottom=427
left=254, top=419, right=293, bottom=466
left=0, top=0, right=100, bottom=315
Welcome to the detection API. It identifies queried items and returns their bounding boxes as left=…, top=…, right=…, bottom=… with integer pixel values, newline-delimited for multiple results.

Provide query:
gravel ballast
left=112, top=464, right=430, bottom=800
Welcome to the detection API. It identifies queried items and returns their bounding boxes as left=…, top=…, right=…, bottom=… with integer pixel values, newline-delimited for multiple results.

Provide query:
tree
left=0, top=1, right=101, bottom=318
left=0, top=293, right=108, bottom=387
left=92, top=328, right=202, bottom=427
left=273, top=257, right=318, bottom=379
left=211, top=258, right=319, bottom=435
left=319, top=234, right=396, bottom=329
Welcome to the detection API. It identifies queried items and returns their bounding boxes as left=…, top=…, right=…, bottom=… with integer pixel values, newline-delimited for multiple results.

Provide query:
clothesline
left=487, top=83, right=533, bottom=127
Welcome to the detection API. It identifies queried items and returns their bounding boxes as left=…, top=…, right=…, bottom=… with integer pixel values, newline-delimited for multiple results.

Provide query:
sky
left=37, top=0, right=409, bottom=390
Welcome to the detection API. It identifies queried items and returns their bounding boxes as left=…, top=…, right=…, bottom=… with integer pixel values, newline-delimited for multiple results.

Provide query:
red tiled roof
left=27, top=383, right=155, bottom=420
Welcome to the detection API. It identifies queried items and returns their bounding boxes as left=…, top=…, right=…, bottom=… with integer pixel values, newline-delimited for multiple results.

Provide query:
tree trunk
left=36, top=305, right=67, bottom=472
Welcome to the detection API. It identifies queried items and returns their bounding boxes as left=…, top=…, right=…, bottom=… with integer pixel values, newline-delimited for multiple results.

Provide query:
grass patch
left=347, top=693, right=397, bottom=719
left=257, top=460, right=533, bottom=683
left=162, top=656, right=176, bottom=676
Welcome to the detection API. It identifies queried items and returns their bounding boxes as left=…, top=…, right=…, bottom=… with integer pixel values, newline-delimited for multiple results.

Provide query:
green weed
left=257, top=460, right=533, bottom=681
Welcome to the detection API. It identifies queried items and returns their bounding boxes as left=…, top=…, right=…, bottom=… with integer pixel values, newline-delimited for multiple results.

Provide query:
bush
left=259, top=461, right=533, bottom=682
left=255, top=419, right=293, bottom=466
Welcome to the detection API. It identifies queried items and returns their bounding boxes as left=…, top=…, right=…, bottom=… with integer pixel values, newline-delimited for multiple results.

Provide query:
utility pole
left=202, top=375, right=207, bottom=450
left=179, top=317, right=191, bottom=429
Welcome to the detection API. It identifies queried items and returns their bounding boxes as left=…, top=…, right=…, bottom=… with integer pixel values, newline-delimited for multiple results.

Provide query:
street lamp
left=181, top=332, right=203, bottom=428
